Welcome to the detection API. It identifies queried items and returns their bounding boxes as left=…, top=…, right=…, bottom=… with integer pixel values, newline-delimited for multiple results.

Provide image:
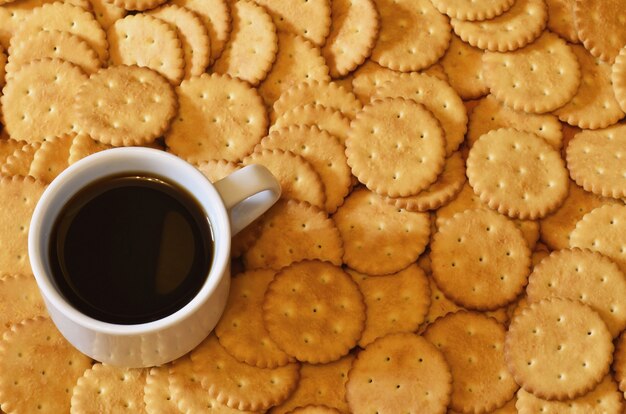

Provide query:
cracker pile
left=0, top=0, right=626, bottom=412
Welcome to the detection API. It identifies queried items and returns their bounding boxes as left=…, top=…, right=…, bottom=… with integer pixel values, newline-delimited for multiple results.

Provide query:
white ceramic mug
left=28, top=147, right=281, bottom=367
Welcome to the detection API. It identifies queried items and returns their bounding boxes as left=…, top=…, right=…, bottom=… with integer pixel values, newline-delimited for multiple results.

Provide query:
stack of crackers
left=0, top=0, right=626, bottom=412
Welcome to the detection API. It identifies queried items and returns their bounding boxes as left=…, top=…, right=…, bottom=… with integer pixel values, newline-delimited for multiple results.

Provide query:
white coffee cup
left=28, top=147, right=280, bottom=367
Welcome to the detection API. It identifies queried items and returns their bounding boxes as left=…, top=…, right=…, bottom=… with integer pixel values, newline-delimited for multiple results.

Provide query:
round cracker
left=190, top=334, right=300, bottom=412
left=165, top=73, right=267, bottom=163
left=333, top=187, right=431, bottom=276
left=374, top=72, right=468, bottom=156
left=574, top=0, right=626, bottom=63
left=258, top=33, right=330, bottom=107
left=440, top=35, right=489, bottom=100
left=430, top=0, right=515, bottom=21
left=1, top=58, right=87, bottom=142
left=451, top=0, right=547, bottom=52
left=108, top=0, right=166, bottom=11
left=263, top=260, right=365, bottom=364
left=553, top=45, right=625, bottom=129
left=346, top=97, right=446, bottom=197
left=431, top=208, right=531, bottom=310
left=243, top=199, right=343, bottom=270
left=77, top=65, right=177, bottom=147
left=270, top=103, right=351, bottom=145
left=527, top=248, right=626, bottom=338
left=613, top=46, right=626, bottom=113
left=346, top=333, right=452, bottom=414
left=68, top=133, right=111, bottom=165
left=546, top=0, right=579, bottom=44
left=90, top=0, right=126, bottom=30
left=144, top=366, right=180, bottom=414
left=108, top=15, right=184, bottom=85
left=6, top=30, right=101, bottom=76
left=482, top=32, right=581, bottom=114
left=0, top=274, right=46, bottom=330
left=565, top=124, right=626, bottom=199
left=242, top=149, right=326, bottom=209
left=467, top=128, right=569, bottom=220
left=322, top=0, right=379, bottom=78
left=505, top=297, right=613, bottom=400
left=614, top=332, right=626, bottom=400
left=424, top=312, right=518, bottom=413
left=28, top=134, right=73, bottom=183
left=1, top=142, right=41, bottom=177
left=147, top=4, right=211, bottom=80
left=215, top=269, right=294, bottom=369
left=211, top=0, right=277, bottom=86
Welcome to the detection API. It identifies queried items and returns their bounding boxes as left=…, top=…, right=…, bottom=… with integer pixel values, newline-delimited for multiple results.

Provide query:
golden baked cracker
left=482, top=32, right=581, bottom=114
left=333, top=187, right=430, bottom=275
left=258, top=33, right=330, bottom=107
left=385, top=152, right=466, bottom=212
left=263, top=260, right=365, bottom=364
left=570, top=205, right=626, bottom=273
left=539, top=181, right=618, bottom=250
left=170, top=0, right=230, bottom=63
left=107, top=0, right=166, bottom=11
left=90, top=0, right=126, bottom=30
left=196, top=159, right=239, bottom=182
left=451, top=0, right=547, bottom=52
left=77, top=66, right=177, bottom=147
left=331, top=75, right=354, bottom=94
left=431, top=208, right=531, bottom=310
left=29, top=135, right=73, bottom=183
left=251, top=0, right=330, bottom=47
left=516, top=375, right=623, bottom=414
left=505, top=298, right=613, bottom=400
left=352, top=264, right=430, bottom=347
left=421, top=276, right=463, bottom=328
left=467, top=95, right=563, bottom=150
left=1, top=58, right=87, bottom=142
left=0, top=274, right=46, bottom=330
left=0, top=142, right=40, bottom=177
left=68, top=133, right=112, bottom=165
left=615, top=332, right=626, bottom=399
left=566, top=125, right=626, bottom=199
left=527, top=248, right=626, bottom=338
left=6, top=30, right=101, bottom=76
left=351, top=60, right=404, bottom=103
left=215, top=269, right=294, bottom=368
left=270, top=104, right=350, bottom=145
left=374, top=73, right=468, bottom=156
left=0, top=139, right=24, bottom=164
left=272, top=80, right=362, bottom=123
left=430, top=0, right=515, bottom=21
left=546, top=0, right=579, bottom=44
left=440, top=35, right=488, bottom=100
left=147, top=5, right=211, bottom=79
left=0, top=317, right=92, bottom=413
left=574, top=0, right=626, bottom=63
left=260, top=125, right=351, bottom=213
left=0, top=176, right=45, bottom=274
left=165, top=73, right=267, bottom=163
left=144, top=366, right=179, bottom=414
left=322, top=0, right=379, bottom=78
left=242, top=149, right=326, bottom=209
left=613, top=46, right=626, bottom=112
left=270, top=354, right=353, bottom=414
left=108, top=15, right=184, bottom=85
left=424, top=312, right=518, bottom=413
left=554, top=45, right=625, bottom=129
left=243, top=199, right=343, bottom=270
left=346, top=333, right=452, bottom=414
left=370, top=0, right=451, bottom=72
left=212, top=0, right=277, bottom=86
left=15, top=2, right=108, bottom=63
left=467, top=128, right=569, bottom=219
left=191, top=334, right=299, bottom=412
left=0, top=45, right=6, bottom=87
left=346, top=97, right=446, bottom=197
left=71, top=364, right=148, bottom=413
left=287, top=407, right=341, bottom=414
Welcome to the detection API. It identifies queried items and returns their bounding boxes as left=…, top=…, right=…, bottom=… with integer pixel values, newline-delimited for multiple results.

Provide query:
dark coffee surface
left=49, top=175, right=213, bottom=325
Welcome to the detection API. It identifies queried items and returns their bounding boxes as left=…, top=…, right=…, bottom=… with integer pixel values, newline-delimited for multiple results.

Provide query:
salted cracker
left=322, top=0, right=379, bottom=78
left=107, top=0, right=166, bottom=11
left=546, top=0, right=579, bottom=44
left=212, top=0, right=277, bottom=86
left=333, top=187, right=430, bottom=275
left=482, top=32, right=581, bottom=114
left=370, top=0, right=450, bottom=72
left=68, top=134, right=112, bottom=165
left=430, top=0, right=515, bottom=21
left=0, top=274, right=46, bottom=330
left=574, top=0, right=626, bottom=63
left=143, top=366, right=179, bottom=414
left=90, top=0, right=126, bottom=30
left=346, top=333, right=452, bottom=414
left=270, top=104, right=350, bottom=145
left=467, top=128, right=569, bottom=219
left=613, top=46, right=626, bottom=112
left=165, top=73, right=267, bottom=163
left=1, top=58, right=87, bottom=142
left=440, top=35, right=488, bottom=100
left=28, top=135, right=73, bottom=183
left=0, top=317, right=92, bottom=413
left=505, top=298, right=613, bottom=400
left=77, top=66, right=177, bottom=147
left=1, top=142, right=41, bottom=177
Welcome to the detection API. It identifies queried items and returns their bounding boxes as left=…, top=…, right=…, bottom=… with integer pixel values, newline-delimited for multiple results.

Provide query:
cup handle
left=213, top=164, right=281, bottom=236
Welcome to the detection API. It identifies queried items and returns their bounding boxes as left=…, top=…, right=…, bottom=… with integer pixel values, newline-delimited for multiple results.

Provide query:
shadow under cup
left=28, top=147, right=232, bottom=367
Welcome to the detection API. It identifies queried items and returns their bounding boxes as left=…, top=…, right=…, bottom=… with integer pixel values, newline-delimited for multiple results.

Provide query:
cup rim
left=28, top=147, right=231, bottom=335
